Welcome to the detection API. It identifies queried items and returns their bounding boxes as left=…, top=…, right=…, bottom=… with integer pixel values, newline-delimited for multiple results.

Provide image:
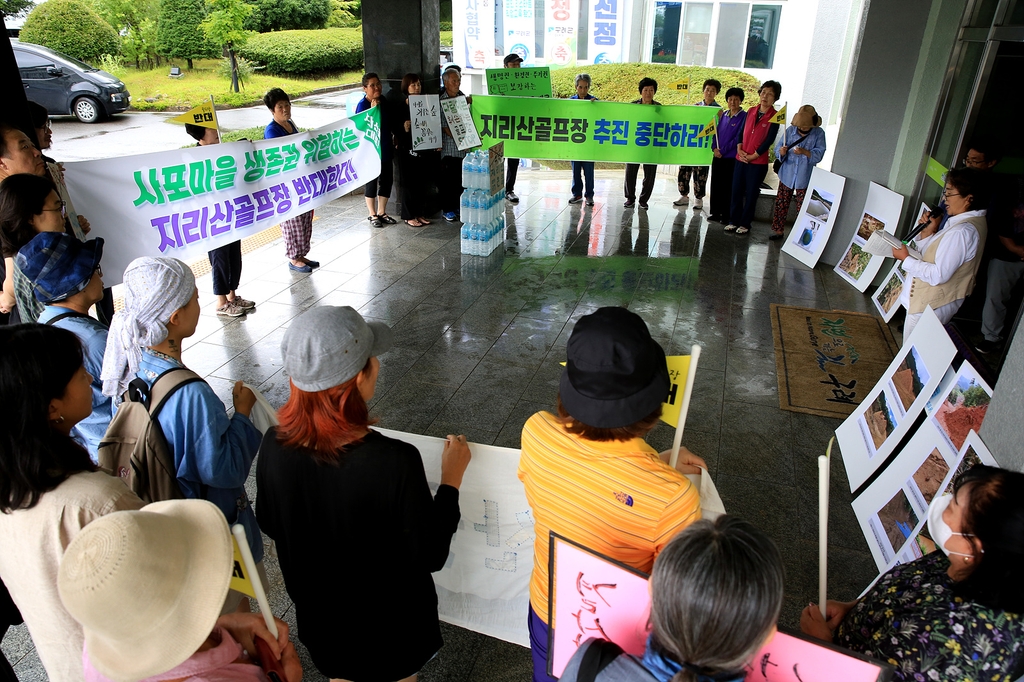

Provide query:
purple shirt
left=713, top=109, right=746, bottom=160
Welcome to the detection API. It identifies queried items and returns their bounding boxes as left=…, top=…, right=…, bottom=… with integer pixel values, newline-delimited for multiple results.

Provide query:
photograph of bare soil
left=912, top=448, right=949, bottom=505
left=839, top=242, right=872, bottom=281
left=875, top=268, right=903, bottom=314
left=892, top=346, right=929, bottom=412
left=863, top=390, right=898, bottom=450
left=877, top=488, right=920, bottom=554
left=934, top=374, right=991, bottom=451
left=857, top=212, right=886, bottom=241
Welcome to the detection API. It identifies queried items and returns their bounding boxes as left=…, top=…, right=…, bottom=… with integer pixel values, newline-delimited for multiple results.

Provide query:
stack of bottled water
left=459, top=150, right=505, bottom=256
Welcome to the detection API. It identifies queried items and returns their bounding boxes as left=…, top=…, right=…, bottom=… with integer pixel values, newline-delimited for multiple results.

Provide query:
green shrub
left=549, top=63, right=761, bottom=106
left=20, top=0, right=120, bottom=62
left=97, top=53, right=127, bottom=77
left=157, top=0, right=217, bottom=65
left=439, top=20, right=451, bottom=30
left=244, top=0, right=330, bottom=32
left=216, top=54, right=262, bottom=85
left=238, top=27, right=361, bottom=74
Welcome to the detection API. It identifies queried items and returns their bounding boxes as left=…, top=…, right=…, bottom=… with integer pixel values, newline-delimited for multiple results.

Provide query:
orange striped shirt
left=518, top=411, right=701, bottom=623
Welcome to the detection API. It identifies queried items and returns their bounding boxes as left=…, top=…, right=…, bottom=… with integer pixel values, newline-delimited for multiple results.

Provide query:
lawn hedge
left=19, top=0, right=120, bottom=62
left=549, top=63, right=762, bottom=105
left=237, top=27, right=361, bottom=74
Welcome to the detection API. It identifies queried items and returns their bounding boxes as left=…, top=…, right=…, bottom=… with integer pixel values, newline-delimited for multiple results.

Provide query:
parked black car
left=13, top=40, right=131, bottom=123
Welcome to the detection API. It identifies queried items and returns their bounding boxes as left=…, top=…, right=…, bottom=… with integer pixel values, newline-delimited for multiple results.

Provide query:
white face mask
left=927, top=493, right=979, bottom=559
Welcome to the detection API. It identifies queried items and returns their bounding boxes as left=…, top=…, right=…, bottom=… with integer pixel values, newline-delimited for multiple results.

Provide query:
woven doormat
left=771, top=304, right=899, bottom=418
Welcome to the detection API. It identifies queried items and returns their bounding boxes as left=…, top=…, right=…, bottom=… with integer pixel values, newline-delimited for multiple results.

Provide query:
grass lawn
left=122, top=59, right=363, bottom=112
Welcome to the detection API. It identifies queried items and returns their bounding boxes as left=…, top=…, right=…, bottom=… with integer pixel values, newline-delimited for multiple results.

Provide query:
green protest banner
left=485, top=67, right=552, bottom=97
left=470, top=95, right=715, bottom=165
left=925, top=157, right=948, bottom=187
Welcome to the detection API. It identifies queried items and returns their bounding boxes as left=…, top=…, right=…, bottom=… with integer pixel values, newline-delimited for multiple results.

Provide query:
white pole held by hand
left=669, top=345, right=701, bottom=468
left=232, top=524, right=278, bottom=639
left=818, top=437, right=833, bottom=619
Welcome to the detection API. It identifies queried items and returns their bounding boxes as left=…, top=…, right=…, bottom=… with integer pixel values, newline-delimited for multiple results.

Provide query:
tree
left=156, top=0, right=215, bottom=69
left=89, top=0, right=160, bottom=68
left=327, top=0, right=359, bottom=28
left=243, top=0, right=329, bottom=32
left=19, top=0, right=120, bottom=62
left=201, top=0, right=252, bottom=93
left=1, top=0, right=35, bottom=20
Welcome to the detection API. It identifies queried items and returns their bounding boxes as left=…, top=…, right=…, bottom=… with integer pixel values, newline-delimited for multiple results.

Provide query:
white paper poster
left=588, top=0, right=624, bottom=64
left=409, top=95, right=442, bottom=151
left=834, top=182, right=906, bottom=292
left=503, top=0, right=535, bottom=64
left=781, top=167, right=846, bottom=268
left=836, top=308, right=957, bottom=492
left=454, top=0, right=496, bottom=69
left=440, top=96, right=482, bottom=151
left=545, top=0, right=578, bottom=67
left=871, top=262, right=905, bottom=322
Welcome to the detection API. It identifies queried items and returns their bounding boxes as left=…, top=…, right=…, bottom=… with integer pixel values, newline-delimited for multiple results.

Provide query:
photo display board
left=834, top=182, right=905, bottom=292
left=781, top=168, right=847, bottom=268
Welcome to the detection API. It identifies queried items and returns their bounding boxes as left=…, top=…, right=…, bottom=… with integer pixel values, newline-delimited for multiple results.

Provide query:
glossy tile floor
left=4, top=169, right=884, bottom=681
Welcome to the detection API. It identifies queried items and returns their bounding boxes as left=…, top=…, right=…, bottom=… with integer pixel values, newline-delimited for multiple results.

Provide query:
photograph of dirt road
left=863, top=390, right=898, bottom=451
left=892, top=346, right=930, bottom=412
left=933, top=372, right=991, bottom=451
left=911, top=448, right=949, bottom=506
left=877, top=488, right=920, bottom=554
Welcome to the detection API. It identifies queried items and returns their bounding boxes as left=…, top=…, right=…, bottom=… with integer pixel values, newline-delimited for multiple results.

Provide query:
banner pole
left=210, top=95, right=221, bottom=140
left=232, top=524, right=277, bottom=638
left=669, top=345, right=701, bottom=468
left=818, top=437, right=833, bottom=619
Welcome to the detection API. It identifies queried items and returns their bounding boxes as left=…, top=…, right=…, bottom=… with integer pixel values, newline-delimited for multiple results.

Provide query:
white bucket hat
left=57, top=499, right=233, bottom=682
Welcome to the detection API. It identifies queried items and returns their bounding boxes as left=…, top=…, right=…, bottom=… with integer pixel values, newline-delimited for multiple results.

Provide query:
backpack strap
left=576, top=639, right=625, bottom=682
left=44, top=310, right=89, bottom=326
left=148, top=367, right=204, bottom=420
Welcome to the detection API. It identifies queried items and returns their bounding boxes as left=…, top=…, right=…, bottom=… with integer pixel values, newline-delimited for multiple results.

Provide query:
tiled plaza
left=4, top=168, right=885, bottom=681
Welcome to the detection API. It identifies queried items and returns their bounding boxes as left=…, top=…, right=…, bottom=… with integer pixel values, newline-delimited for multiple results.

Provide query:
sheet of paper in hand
left=410, top=94, right=442, bottom=151
left=744, top=630, right=893, bottom=681
left=441, top=96, right=482, bottom=150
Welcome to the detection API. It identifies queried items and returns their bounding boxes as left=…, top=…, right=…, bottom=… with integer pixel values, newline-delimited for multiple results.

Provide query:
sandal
left=405, top=219, right=424, bottom=227
left=417, top=217, right=432, bottom=224
left=735, top=226, right=750, bottom=235
left=379, top=214, right=398, bottom=225
left=368, top=214, right=383, bottom=227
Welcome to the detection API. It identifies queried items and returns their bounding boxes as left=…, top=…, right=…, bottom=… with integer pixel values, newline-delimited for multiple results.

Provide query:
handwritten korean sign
left=486, top=66, right=553, bottom=97
left=410, top=94, right=442, bottom=151
left=440, top=95, right=482, bottom=151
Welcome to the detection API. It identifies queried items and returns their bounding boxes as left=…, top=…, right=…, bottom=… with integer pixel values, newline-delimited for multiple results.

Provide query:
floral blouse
left=836, top=551, right=1024, bottom=681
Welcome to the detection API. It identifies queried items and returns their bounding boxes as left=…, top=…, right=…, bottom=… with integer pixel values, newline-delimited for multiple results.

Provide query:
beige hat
left=791, top=104, right=820, bottom=129
left=58, top=500, right=233, bottom=682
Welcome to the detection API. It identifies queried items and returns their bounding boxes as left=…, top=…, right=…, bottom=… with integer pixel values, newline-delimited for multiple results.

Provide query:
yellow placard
left=668, top=79, right=690, bottom=93
left=168, top=99, right=219, bottom=129
left=561, top=355, right=693, bottom=428
left=769, top=103, right=787, bottom=125
left=696, top=111, right=720, bottom=139
left=230, top=536, right=257, bottom=598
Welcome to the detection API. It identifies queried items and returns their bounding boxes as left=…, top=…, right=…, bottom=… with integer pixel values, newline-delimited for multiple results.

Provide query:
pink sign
left=548, top=534, right=651, bottom=678
left=744, top=631, right=890, bottom=682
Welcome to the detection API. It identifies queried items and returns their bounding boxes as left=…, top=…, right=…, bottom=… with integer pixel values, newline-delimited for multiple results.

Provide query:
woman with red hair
left=255, top=306, right=471, bottom=682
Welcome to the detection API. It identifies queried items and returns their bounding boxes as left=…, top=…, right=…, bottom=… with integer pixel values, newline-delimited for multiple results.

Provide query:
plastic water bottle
left=475, top=152, right=487, bottom=189
left=460, top=191, right=471, bottom=223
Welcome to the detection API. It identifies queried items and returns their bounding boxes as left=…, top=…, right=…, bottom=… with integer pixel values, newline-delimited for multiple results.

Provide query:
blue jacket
left=773, top=125, right=826, bottom=190
left=138, top=350, right=264, bottom=561
left=265, top=119, right=297, bottom=139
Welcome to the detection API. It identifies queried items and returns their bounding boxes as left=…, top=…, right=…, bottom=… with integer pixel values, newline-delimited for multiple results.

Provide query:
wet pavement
left=2, top=168, right=884, bottom=681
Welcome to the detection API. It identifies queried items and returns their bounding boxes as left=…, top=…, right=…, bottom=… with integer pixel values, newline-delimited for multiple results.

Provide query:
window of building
left=680, top=3, right=713, bottom=65
left=652, top=1, right=683, bottom=63
left=745, top=4, right=781, bottom=68
left=713, top=3, right=749, bottom=67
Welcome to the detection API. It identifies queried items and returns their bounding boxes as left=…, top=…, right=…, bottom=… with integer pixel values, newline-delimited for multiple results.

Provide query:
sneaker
left=623, top=200, right=635, bottom=208
left=288, top=261, right=313, bottom=273
left=673, top=195, right=690, bottom=206
left=216, top=300, right=246, bottom=317
left=639, top=203, right=649, bottom=210
left=443, top=211, right=458, bottom=222
left=724, top=224, right=738, bottom=232
left=231, top=296, right=256, bottom=310
left=976, top=339, right=1003, bottom=354
left=302, top=258, right=320, bottom=269
left=586, top=198, right=595, bottom=206
left=693, top=198, right=703, bottom=209
left=506, top=191, right=520, bottom=204
left=769, top=232, right=784, bottom=241
left=735, top=226, right=750, bottom=235
left=568, top=195, right=583, bottom=204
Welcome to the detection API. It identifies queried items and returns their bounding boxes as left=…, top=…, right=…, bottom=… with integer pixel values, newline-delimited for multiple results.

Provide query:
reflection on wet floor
left=2, top=169, right=886, bottom=681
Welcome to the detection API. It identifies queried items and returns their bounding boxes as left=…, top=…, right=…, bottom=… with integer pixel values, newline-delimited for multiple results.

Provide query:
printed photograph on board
left=932, top=369, right=992, bottom=451
left=862, top=389, right=899, bottom=453
left=793, top=217, right=824, bottom=254
left=891, top=345, right=929, bottom=413
left=911, top=447, right=949, bottom=507
left=874, top=266, right=904, bottom=317
left=856, top=212, right=886, bottom=241
left=805, top=188, right=834, bottom=224
left=943, top=446, right=983, bottom=497
left=876, top=488, right=920, bottom=556
left=838, top=242, right=872, bottom=282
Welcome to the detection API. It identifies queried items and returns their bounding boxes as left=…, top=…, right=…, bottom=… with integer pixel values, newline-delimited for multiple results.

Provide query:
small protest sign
left=410, top=94, right=442, bottom=151
left=668, top=78, right=690, bottom=94
left=486, top=66, right=553, bottom=97
left=441, top=95, right=482, bottom=150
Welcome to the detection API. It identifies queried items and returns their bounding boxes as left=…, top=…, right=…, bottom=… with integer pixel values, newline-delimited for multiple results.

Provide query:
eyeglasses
left=94, top=265, right=103, bottom=276
left=962, top=156, right=985, bottom=168
left=943, top=190, right=961, bottom=200
left=43, top=200, right=67, bottom=218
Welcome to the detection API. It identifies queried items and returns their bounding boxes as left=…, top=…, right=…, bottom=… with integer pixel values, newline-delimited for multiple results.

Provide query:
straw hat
left=791, top=105, right=820, bottom=129
left=57, top=500, right=233, bottom=682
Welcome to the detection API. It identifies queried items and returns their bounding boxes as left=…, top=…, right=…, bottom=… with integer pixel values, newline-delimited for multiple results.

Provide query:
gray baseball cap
left=281, top=306, right=393, bottom=392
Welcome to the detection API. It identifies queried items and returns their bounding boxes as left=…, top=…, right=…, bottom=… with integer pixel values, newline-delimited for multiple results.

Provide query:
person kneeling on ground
left=58, top=499, right=301, bottom=682
left=519, top=306, right=705, bottom=682
left=560, top=515, right=784, bottom=682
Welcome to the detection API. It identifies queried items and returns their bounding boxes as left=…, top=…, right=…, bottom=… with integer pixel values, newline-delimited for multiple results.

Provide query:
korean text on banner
left=62, top=108, right=382, bottom=283
left=440, top=96, right=482, bottom=151
left=503, top=0, right=536, bottom=64
left=545, top=0, right=578, bottom=67
left=410, top=94, right=442, bottom=151
left=471, top=96, right=715, bottom=164
left=454, top=0, right=496, bottom=69
left=168, top=99, right=218, bottom=129
left=588, top=0, right=624, bottom=63
left=486, top=67, right=552, bottom=97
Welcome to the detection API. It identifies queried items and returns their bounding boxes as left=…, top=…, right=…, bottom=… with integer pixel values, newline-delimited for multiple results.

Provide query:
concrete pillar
left=1, top=25, right=38, bottom=146
left=820, top=0, right=963, bottom=266
left=361, top=0, right=441, bottom=95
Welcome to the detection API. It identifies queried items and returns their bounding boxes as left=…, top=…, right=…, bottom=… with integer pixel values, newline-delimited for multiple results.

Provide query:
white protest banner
left=453, top=0, right=496, bottom=69
left=374, top=427, right=532, bottom=647
left=545, top=0, right=578, bottom=67
left=63, top=109, right=382, bottom=283
left=410, top=94, right=442, bottom=151
left=440, top=96, right=482, bottom=151
left=588, top=0, right=624, bottom=64
left=503, top=0, right=535, bottom=64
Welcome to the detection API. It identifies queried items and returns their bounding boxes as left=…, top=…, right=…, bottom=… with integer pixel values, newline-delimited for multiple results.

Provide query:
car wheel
left=73, top=97, right=103, bottom=124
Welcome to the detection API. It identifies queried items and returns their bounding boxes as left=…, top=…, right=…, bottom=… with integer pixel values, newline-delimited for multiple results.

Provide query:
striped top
left=518, top=411, right=701, bottom=623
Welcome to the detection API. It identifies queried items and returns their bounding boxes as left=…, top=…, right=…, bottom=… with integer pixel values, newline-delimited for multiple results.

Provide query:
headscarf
left=101, top=257, right=195, bottom=397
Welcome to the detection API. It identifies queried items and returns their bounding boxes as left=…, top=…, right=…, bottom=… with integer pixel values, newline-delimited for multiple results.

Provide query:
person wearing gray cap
left=256, top=306, right=472, bottom=682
